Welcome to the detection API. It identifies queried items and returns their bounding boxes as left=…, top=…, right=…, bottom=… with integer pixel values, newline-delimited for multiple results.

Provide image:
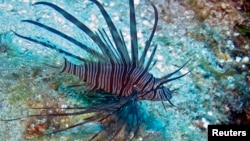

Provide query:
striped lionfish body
left=11, top=0, right=190, bottom=140
left=62, top=61, right=155, bottom=97
left=63, top=60, right=187, bottom=102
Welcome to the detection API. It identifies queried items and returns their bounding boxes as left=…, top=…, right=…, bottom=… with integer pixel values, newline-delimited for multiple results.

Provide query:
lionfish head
left=138, top=60, right=191, bottom=107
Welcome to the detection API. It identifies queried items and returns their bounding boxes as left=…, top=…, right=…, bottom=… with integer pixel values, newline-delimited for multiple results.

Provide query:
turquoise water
left=0, top=0, right=249, bottom=141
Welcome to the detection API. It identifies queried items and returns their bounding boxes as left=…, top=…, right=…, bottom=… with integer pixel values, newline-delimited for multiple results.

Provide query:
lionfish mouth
left=2, top=0, right=190, bottom=140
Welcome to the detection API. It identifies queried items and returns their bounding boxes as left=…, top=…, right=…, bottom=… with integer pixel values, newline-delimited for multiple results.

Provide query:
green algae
left=200, top=57, right=236, bottom=80
left=237, top=25, right=250, bottom=36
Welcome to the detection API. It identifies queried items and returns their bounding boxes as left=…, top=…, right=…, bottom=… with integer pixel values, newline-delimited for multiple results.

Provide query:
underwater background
left=0, top=0, right=249, bottom=141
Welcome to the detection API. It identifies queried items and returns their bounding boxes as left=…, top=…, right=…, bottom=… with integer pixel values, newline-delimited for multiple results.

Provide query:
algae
left=237, top=25, right=250, bottom=36
left=199, top=57, right=236, bottom=80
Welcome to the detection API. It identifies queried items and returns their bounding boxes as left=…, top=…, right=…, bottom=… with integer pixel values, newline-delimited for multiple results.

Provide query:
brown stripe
left=95, top=63, right=101, bottom=89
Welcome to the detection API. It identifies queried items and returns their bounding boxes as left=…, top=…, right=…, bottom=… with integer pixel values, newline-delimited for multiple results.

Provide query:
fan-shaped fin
left=33, top=2, right=115, bottom=64
left=21, top=20, right=107, bottom=62
left=89, top=0, right=130, bottom=65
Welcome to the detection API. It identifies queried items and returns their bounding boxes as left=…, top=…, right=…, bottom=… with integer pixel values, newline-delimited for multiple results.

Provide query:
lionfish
left=5, top=0, right=190, bottom=140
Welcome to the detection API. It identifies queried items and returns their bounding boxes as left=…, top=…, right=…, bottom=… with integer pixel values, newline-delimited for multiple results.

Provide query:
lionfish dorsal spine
left=12, top=31, right=90, bottom=63
left=139, top=2, right=158, bottom=69
left=89, top=0, right=131, bottom=65
left=34, top=1, right=116, bottom=64
left=20, top=20, right=108, bottom=62
left=129, top=0, right=139, bottom=66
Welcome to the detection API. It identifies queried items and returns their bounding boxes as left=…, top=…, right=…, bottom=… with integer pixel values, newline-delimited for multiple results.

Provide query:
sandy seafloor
left=0, top=0, right=249, bottom=141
